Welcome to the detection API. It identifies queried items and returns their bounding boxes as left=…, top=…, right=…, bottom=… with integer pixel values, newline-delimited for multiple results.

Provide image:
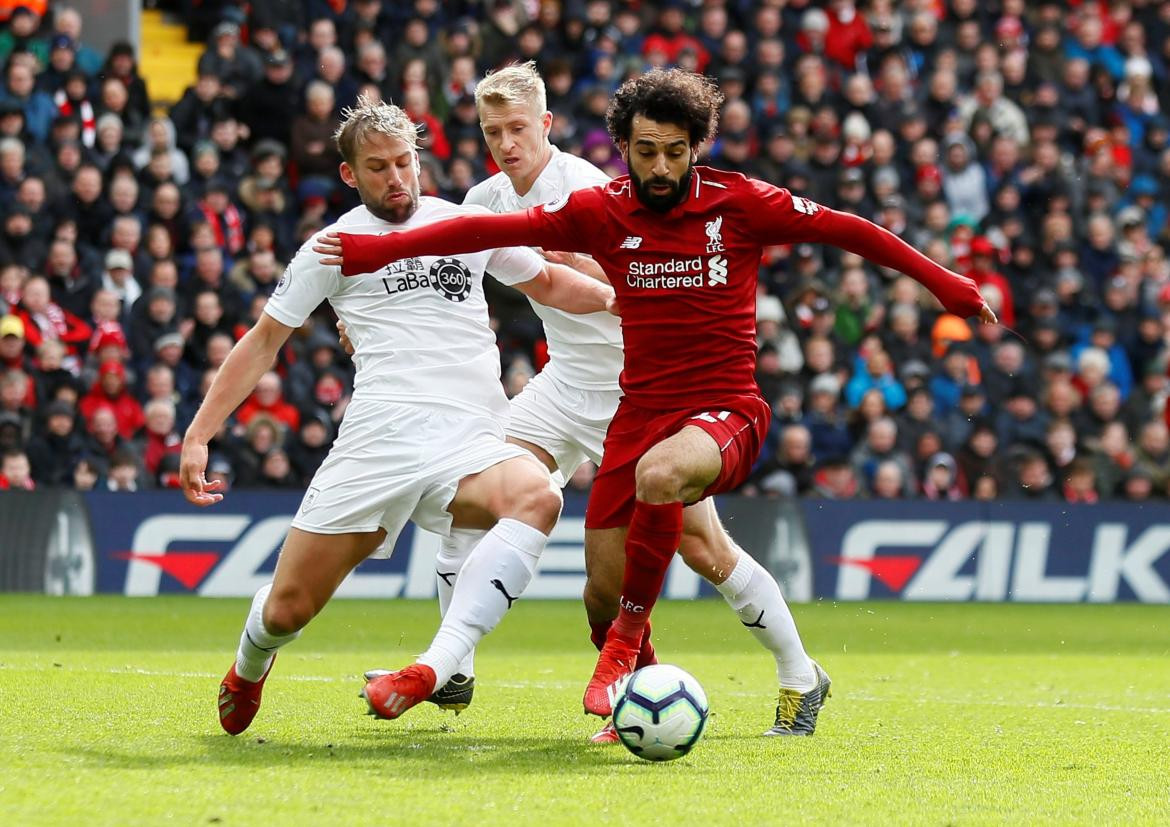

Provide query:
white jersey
left=264, top=198, right=543, bottom=419
left=464, top=146, right=624, bottom=391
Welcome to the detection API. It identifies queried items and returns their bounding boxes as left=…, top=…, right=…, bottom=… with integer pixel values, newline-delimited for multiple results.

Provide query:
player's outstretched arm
left=539, top=250, right=611, bottom=284
left=180, top=313, right=295, bottom=506
left=313, top=209, right=580, bottom=275
left=513, top=262, right=617, bottom=316
left=786, top=206, right=996, bottom=323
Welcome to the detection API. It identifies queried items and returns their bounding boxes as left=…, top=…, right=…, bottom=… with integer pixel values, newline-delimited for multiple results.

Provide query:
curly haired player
left=316, top=70, right=995, bottom=726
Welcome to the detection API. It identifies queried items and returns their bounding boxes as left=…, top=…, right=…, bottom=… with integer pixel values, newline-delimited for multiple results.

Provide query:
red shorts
left=584, top=395, right=771, bottom=530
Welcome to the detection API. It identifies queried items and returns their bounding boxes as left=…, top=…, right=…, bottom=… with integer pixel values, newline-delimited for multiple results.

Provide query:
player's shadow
left=62, top=730, right=636, bottom=776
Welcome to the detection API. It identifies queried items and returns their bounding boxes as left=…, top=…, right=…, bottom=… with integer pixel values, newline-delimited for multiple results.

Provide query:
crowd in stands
left=2, top=0, right=1170, bottom=503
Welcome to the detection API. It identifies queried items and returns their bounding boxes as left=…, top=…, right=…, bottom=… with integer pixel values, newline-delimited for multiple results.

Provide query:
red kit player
left=316, top=69, right=996, bottom=721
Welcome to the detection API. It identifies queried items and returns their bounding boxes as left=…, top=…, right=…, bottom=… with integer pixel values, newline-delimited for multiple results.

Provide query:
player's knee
left=262, top=589, right=315, bottom=636
left=504, top=472, right=563, bottom=533
left=634, top=456, right=685, bottom=502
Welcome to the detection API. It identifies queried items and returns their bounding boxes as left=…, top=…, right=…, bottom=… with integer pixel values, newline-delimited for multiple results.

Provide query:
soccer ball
left=612, top=664, right=709, bottom=762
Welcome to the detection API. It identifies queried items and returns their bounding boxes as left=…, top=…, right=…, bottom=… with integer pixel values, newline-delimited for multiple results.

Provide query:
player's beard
left=361, top=183, right=419, bottom=224
left=630, top=165, right=693, bottom=213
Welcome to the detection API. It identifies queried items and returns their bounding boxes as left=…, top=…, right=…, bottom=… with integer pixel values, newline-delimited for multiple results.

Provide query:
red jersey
left=339, top=166, right=985, bottom=411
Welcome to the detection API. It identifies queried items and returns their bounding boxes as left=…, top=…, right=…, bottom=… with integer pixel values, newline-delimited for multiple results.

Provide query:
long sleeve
left=745, top=180, right=987, bottom=319
left=339, top=209, right=559, bottom=277
left=796, top=209, right=985, bottom=319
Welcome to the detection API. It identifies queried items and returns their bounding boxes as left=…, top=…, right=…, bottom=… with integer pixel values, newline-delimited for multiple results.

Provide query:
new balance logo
left=619, top=236, right=643, bottom=249
left=741, top=610, right=768, bottom=629
left=491, top=579, right=518, bottom=608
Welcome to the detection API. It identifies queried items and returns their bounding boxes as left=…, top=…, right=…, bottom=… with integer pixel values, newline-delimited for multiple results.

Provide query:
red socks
left=589, top=619, right=657, bottom=668
left=611, top=500, right=684, bottom=642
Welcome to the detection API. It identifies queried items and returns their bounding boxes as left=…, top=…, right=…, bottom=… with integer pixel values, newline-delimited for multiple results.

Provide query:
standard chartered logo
left=624, top=255, right=730, bottom=289
left=707, top=255, right=728, bottom=286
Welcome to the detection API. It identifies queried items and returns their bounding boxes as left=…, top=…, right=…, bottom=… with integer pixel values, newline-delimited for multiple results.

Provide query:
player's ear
left=412, top=152, right=421, bottom=176
left=619, top=140, right=629, bottom=163
left=541, top=110, right=553, bottom=137
left=339, top=162, right=357, bottom=189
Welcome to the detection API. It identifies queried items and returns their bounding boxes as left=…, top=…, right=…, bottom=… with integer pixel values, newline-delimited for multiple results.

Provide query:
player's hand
left=539, top=248, right=580, bottom=268
left=313, top=232, right=344, bottom=267
left=606, top=293, right=621, bottom=316
left=978, top=302, right=998, bottom=325
left=335, top=320, right=355, bottom=356
left=179, top=439, right=224, bottom=506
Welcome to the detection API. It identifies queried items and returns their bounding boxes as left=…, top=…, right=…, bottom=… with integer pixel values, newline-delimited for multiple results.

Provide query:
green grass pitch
left=1, top=596, right=1167, bottom=826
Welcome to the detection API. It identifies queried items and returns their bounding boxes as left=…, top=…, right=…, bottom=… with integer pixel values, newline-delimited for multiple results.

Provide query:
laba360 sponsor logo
left=831, top=519, right=1170, bottom=602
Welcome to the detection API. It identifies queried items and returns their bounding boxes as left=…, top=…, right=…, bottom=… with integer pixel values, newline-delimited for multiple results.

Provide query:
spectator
left=1011, top=450, right=1060, bottom=501
left=748, top=423, right=814, bottom=497
left=845, top=349, right=907, bottom=411
left=851, top=417, right=914, bottom=497
left=13, top=275, right=91, bottom=366
left=105, top=447, right=140, bottom=491
left=197, top=21, right=262, bottom=100
left=237, top=370, right=299, bottom=432
left=138, top=398, right=182, bottom=477
left=25, top=399, right=84, bottom=486
left=79, top=360, right=144, bottom=441
left=0, top=446, right=34, bottom=490
left=291, top=82, right=343, bottom=187
left=169, top=71, right=226, bottom=155
left=240, top=49, right=300, bottom=148
left=0, top=60, right=55, bottom=142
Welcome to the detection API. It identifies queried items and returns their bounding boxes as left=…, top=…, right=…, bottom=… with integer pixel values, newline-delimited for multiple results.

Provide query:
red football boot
left=361, top=664, right=437, bottom=720
left=590, top=720, right=619, bottom=743
left=582, top=634, right=639, bottom=717
left=218, top=657, right=275, bottom=736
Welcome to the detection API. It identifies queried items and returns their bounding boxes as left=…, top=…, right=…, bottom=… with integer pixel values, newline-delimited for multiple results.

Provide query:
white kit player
left=179, top=98, right=616, bottom=734
left=357, top=64, right=827, bottom=739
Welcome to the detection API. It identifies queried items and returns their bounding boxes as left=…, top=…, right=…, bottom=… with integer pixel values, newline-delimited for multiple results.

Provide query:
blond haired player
left=357, top=64, right=827, bottom=739
left=181, top=97, right=615, bottom=733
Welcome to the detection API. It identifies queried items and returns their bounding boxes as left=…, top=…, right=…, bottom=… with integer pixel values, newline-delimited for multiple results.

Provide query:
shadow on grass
left=54, top=726, right=750, bottom=775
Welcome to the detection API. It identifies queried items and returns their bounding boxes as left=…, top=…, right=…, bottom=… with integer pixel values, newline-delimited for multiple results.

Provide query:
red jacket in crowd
left=79, top=361, right=145, bottom=440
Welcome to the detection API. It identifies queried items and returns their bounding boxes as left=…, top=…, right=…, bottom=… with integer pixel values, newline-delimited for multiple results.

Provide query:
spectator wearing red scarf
left=13, top=275, right=91, bottom=362
left=196, top=180, right=245, bottom=256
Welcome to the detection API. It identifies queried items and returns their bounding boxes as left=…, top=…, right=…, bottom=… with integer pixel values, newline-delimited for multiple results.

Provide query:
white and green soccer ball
left=612, top=664, right=709, bottom=762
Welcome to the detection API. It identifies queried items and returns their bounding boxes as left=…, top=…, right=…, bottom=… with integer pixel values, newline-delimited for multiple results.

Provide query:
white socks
left=418, top=518, right=546, bottom=687
left=436, top=528, right=485, bottom=677
left=715, top=551, right=816, bottom=691
left=235, top=583, right=301, bottom=682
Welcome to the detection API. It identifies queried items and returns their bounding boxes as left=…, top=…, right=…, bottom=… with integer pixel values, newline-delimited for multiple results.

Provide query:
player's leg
left=362, top=453, right=561, bottom=719
left=423, top=437, right=557, bottom=704
left=220, top=526, right=386, bottom=735
left=677, top=500, right=816, bottom=692
left=583, top=527, right=656, bottom=667
left=584, top=425, right=721, bottom=715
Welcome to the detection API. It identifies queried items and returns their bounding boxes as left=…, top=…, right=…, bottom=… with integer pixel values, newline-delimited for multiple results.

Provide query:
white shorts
left=291, top=399, right=530, bottom=558
left=505, top=369, right=621, bottom=482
